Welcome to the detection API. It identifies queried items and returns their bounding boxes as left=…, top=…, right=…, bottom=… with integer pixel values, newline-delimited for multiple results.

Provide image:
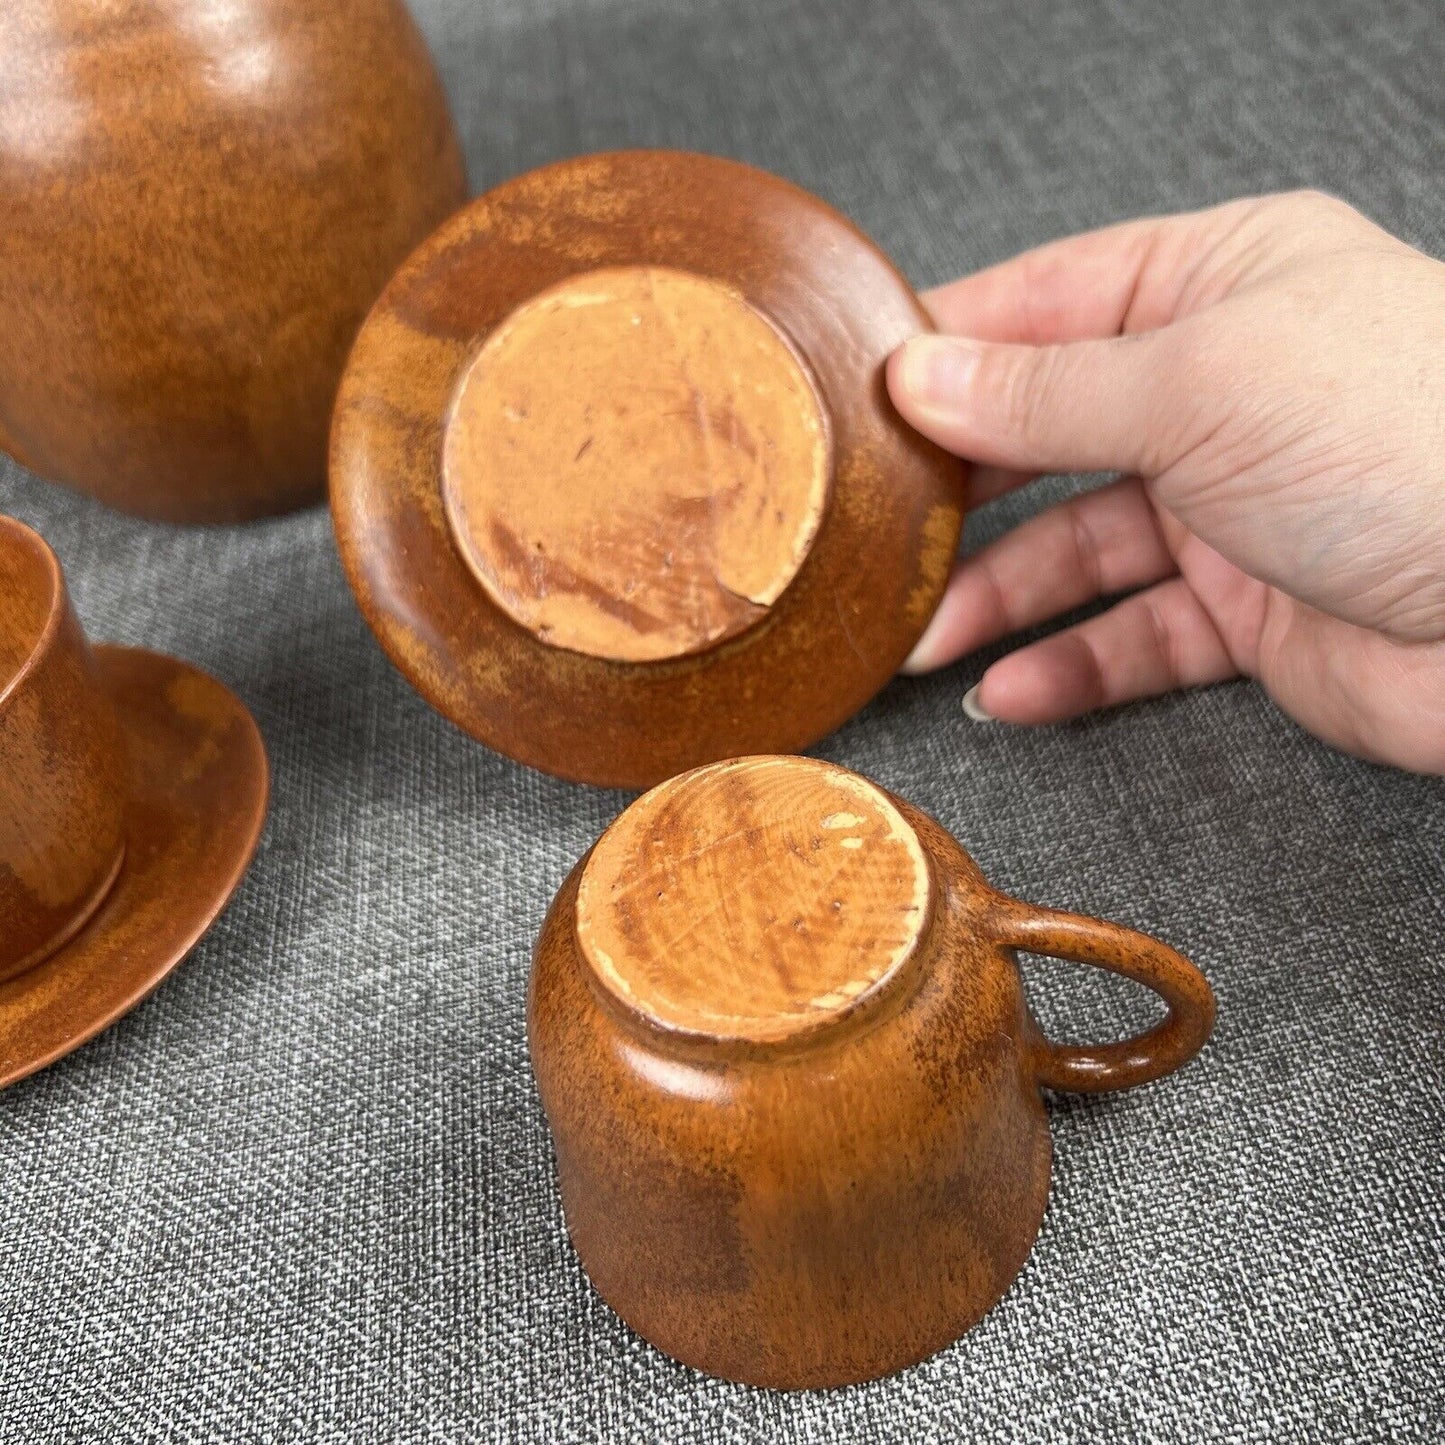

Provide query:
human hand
left=886, top=191, right=1445, bottom=774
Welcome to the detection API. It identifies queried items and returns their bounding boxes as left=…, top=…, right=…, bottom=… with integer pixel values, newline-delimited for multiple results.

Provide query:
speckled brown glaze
left=528, top=756, right=1215, bottom=1388
left=0, top=518, right=268, bottom=1088
left=0, top=0, right=466, bottom=523
left=331, top=150, right=964, bottom=788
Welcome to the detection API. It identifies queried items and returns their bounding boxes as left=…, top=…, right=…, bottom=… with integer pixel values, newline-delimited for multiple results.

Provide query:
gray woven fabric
left=2, top=0, right=1443, bottom=1440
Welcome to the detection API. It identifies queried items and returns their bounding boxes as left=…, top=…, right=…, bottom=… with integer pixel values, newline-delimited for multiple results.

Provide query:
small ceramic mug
left=0, top=516, right=128, bottom=983
left=529, top=755, right=1216, bottom=1389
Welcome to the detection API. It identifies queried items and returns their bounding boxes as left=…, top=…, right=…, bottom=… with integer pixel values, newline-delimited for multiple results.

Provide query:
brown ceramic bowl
left=0, top=516, right=269, bottom=1086
left=331, top=150, right=964, bottom=788
left=0, top=0, right=466, bottom=522
left=529, top=756, right=1216, bottom=1388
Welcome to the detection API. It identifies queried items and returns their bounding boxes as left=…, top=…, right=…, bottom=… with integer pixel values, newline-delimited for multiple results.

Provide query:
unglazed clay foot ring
left=442, top=266, right=831, bottom=663
left=576, top=756, right=932, bottom=1043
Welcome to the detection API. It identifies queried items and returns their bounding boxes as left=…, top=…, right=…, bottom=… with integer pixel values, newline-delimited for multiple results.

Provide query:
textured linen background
left=2, top=0, right=1442, bottom=1441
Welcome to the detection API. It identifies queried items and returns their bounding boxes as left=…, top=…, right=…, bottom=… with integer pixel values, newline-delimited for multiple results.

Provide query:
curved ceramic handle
left=984, top=895, right=1215, bottom=1093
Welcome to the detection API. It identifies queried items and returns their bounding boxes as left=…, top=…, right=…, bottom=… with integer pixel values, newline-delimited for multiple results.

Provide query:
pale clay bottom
left=575, top=757, right=932, bottom=1044
left=440, top=266, right=832, bottom=664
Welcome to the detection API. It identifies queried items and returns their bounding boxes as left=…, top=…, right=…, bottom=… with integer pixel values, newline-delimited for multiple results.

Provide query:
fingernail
left=961, top=684, right=995, bottom=723
left=901, top=608, right=949, bottom=674
left=898, top=336, right=981, bottom=409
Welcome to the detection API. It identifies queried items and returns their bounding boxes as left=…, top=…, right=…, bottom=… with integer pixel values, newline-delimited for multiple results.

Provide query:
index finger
left=922, top=200, right=1253, bottom=344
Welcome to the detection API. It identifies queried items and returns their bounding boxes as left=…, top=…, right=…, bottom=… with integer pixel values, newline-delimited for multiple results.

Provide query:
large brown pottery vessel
left=529, top=756, right=1216, bottom=1388
left=0, top=0, right=466, bottom=522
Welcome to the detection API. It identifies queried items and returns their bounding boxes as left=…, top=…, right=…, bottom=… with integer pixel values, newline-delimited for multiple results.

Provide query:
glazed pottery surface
left=529, top=756, right=1216, bottom=1388
left=0, top=516, right=269, bottom=1086
left=0, top=518, right=127, bottom=981
left=332, top=150, right=964, bottom=787
left=0, top=0, right=466, bottom=522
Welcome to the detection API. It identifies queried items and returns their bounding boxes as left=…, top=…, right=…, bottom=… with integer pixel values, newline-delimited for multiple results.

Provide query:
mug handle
left=983, top=895, right=1216, bottom=1093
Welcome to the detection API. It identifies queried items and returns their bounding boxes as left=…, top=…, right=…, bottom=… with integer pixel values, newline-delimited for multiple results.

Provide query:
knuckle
left=985, top=343, right=1071, bottom=452
left=1140, top=322, right=1227, bottom=473
left=1139, top=594, right=1181, bottom=689
left=974, top=554, right=1018, bottom=634
left=1063, top=499, right=1106, bottom=597
left=1274, top=187, right=1365, bottom=232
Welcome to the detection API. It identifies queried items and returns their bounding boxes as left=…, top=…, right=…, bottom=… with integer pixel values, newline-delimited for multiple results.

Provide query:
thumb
left=887, top=330, right=1188, bottom=476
